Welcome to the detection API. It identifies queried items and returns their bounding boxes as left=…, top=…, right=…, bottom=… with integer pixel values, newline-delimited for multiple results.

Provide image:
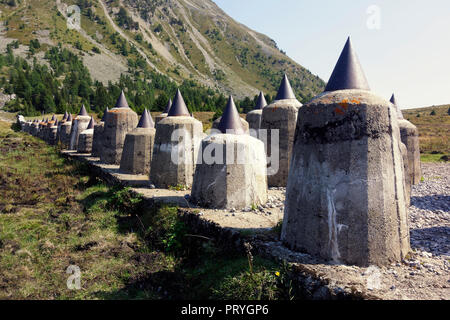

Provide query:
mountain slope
left=0, top=0, right=325, bottom=101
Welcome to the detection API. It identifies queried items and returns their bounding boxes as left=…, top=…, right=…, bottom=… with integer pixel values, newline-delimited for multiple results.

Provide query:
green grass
left=420, top=153, right=448, bottom=163
left=403, top=105, right=450, bottom=157
left=0, top=120, right=298, bottom=300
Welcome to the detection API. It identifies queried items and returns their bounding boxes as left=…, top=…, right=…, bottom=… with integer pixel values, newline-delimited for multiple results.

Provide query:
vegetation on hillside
left=0, top=0, right=325, bottom=103
left=403, top=105, right=449, bottom=161
left=0, top=45, right=270, bottom=117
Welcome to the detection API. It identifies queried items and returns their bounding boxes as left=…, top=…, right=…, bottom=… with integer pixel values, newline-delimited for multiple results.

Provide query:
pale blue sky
left=214, top=0, right=450, bottom=108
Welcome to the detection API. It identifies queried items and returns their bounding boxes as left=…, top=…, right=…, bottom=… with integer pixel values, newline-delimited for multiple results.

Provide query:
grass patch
left=420, top=153, right=449, bottom=163
left=0, top=120, right=298, bottom=300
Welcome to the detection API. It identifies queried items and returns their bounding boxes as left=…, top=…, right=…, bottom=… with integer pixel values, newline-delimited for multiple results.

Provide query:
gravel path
left=409, top=163, right=450, bottom=258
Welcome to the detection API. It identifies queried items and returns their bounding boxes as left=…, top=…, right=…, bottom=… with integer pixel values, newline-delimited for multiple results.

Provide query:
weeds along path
left=0, top=120, right=294, bottom=300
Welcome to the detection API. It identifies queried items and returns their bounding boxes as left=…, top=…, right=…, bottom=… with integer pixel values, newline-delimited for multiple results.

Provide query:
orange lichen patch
left=338, top=99, right=349, bottom=110
left=351, top=99, right=361, bottom=104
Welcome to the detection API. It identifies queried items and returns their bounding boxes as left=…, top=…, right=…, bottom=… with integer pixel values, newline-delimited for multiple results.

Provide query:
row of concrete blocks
left=17, top=90, right=421, bottom=268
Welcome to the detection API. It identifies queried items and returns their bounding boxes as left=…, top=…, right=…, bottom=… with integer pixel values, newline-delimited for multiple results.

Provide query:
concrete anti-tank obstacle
left=212, top=106, right=250, bottom=134
left=60, top=113, right=73, bottom=148
left=91, top=107, right=108, bottom=158
left=48, top=118, right=58, bottom=145
left=69, top=105, right=91, bottom=150
left=281, top=37, right=410, bottom=267
left=120, top=109, right=156, bottom=175
left=31, top=120, right=40, bottom=136
left=261, top=74, right=302, bottom=187
left=155, top=99, right=172, bottom=123
left=246, top=91, right=267, bottom=137
left=77, top=116, right=95, bottom=154
left=150, top=89, right=204, bottom=188
left=390, top=94, right=422, bottom=185
left=56, top=111, right=68, bottom=143
left=100, top=91, right=139, bottom=164
left=191, top=96, right=268, bottom=209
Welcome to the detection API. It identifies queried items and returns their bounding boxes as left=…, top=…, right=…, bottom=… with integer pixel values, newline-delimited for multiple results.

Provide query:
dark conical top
left=54, top=119, right=58, bottom=126
left=146, top=109, right=155, bottom=128
left=168, top=89, right=190, bottom=117
left=51, top=114, right=56, bottom=121
left=67, top=114, right=73, bottom=122
left=78, top=104, right=89, bottom=116
left=390, top=93, right=397, bottom=106
left=87, top=116, right=95, bottom=130
left=62, top=111, right=68, bottom=121
left=218, top=96, right=245, bottom=135
left=390, top=93, right=404, bottom=119
left=275, top=74, right=296, bottom=100
left=163, top=99, right=172, bottom=114
left=137, top=109, right=154, bottom=129
left=254, top=91, right=268, bottom=110
left=115, top=90, right=129, bottom=109
left=45, top=118, right=49, bottom=123
left=101, top=107, right=109, bottom=122
left=325, top=37, right=370, bottom=92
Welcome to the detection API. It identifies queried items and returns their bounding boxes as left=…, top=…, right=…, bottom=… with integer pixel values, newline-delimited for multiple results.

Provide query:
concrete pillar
left=191, top=134, right=267, bottom=209
left=60, top=116, right=73, bottom=149
left=261, top=75, right=302, bottom=187
left=69, top=105, right=91, bottom=150
left=48, top=123, right=58, bottom=146
left=400, top=142, right=411, bottom=207
left=77, top=129, right=94, bottom=154
left=282, top=38, right=410, bottom=267
left=150, top=89, right=203, bottom=188
left=120, top=110, right=156, bottom=175
left=77, top=117, right=95, bottom=154
left=91, top=108, right=108, bottom=158
left=246, top=91, right=267, bottom=136
left=31, top=121, right=39, bottom=136
left=100, top=91, right=139, bottom=164
left=399, top=120, right=421, bottom=185
left=390, top=94, right=421, bottom=185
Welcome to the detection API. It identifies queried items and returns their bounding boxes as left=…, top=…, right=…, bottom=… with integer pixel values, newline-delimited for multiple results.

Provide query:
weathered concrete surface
left=155, top=113, right=168, bottom=124
left=31, top=122, right=40, bottom=136
left=282, top=89, right=410, bottom=267
left=398, top=119, right=421, bottom=185
left=48, top=125, right=58, bottom=146
left=77, top=128, right=94, bottom=154
left=150, top=116, right=203, bottom=188
left=100, top=108, right=138, bottom=165
left=246, top=109, right=263, bottom=133
left=119, top=127, right=156, bottom=175
left=212, top=116, right=250, bottom=134
left=191, top=134, right=268, bottom=209
left=400, top=142, right=411, bottom=207
left=59, top=121, right=72, bottom=149
left=261, top=98, right=302, bottom=187
left=69, top=116, right=90, bottom=150
left=43, top=121, right=56, bottom=144
left=91, top=122, right=104, bottom=158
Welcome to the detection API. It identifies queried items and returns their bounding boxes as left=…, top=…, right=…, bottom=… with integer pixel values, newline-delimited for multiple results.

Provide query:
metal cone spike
left=217, top=95, right=245, bottom=135
left=115, top=90, right=129, bottom=109
left=275, top=74, right=296, bottom=100
left=168, top=89, right=190, bottom=117
left=325, top=37, right=370, bottom=92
